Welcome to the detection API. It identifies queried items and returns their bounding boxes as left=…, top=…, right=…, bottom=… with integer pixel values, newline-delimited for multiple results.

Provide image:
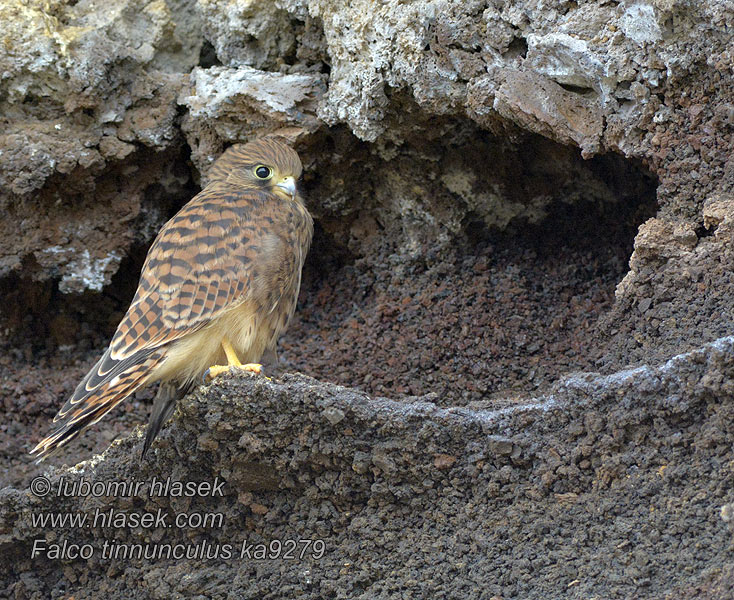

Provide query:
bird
left=31, top=137, right=313, bottom=461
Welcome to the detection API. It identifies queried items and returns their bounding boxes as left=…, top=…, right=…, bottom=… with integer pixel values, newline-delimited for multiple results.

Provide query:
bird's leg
left=221, top=338, right=264, bottom=373
left=205, top=338, right=262, bottom=381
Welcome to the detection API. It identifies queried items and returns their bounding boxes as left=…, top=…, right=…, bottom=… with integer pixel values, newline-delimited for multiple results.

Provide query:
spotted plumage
left=32, top=137, right=313, bottom=461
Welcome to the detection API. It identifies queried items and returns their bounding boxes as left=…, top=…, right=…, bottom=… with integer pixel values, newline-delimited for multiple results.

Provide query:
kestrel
left=31, top=137, right=313, bottom=461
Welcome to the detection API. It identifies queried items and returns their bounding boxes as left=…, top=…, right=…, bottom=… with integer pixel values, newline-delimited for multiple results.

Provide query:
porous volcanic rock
left=3, top=337, right=734, bottom=598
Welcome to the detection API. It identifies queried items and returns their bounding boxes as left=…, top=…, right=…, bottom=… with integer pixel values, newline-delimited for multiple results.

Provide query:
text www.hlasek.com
left=30, top=475, right=326, bottom=561
left=30, top=506, right=326, bottom=561
left=32, top=507, right=224, bottom=530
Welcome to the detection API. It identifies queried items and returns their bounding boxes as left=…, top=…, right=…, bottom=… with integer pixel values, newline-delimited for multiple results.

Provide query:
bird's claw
left=203, top=363, right=263, bottom=382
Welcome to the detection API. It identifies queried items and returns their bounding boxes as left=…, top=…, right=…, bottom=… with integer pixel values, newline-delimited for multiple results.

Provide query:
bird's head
left=207, top=137, right=303, bottom=202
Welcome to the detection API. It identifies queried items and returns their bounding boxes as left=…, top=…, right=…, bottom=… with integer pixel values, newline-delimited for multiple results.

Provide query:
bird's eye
left=254, top=165, right=272, bottom=179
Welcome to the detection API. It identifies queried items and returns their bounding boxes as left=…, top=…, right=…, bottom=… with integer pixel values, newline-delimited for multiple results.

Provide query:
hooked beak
left=276, top=176, right=297, bottom=200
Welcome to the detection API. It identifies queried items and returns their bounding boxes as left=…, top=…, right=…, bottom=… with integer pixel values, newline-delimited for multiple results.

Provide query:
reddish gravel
left=282, top=196, right=651, bottom=405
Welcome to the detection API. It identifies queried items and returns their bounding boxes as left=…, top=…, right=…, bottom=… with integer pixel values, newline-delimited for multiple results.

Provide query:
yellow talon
left=205, top=339, right=263, bottom=381
left=205, top=365, right=231, bottom=380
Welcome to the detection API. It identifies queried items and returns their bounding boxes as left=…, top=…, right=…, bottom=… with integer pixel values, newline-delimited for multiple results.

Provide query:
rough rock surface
left=3, top=337, right=734, bottom=598
left=1, top=0, right=734, bottom=597
left=0, top=0, right=199, bottom=289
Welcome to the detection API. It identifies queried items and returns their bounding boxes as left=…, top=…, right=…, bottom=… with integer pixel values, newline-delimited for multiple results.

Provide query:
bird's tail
left=30, top=348, right=163, bottom=462
left=141, top=382, right=191, bottom=459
